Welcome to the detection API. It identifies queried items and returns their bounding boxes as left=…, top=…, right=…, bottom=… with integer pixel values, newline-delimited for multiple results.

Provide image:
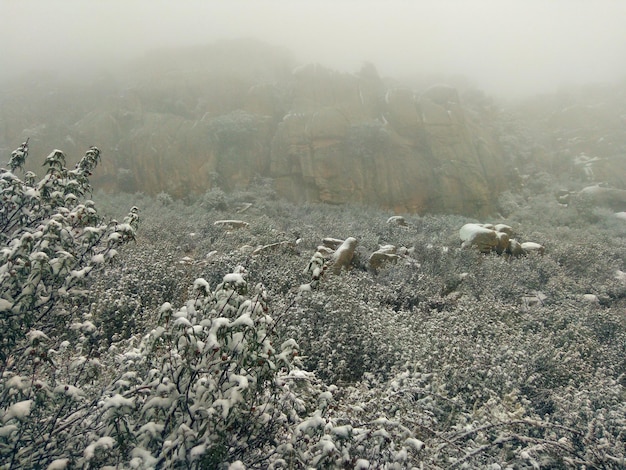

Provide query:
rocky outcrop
left=460, top=223, right=543, bottom=256
left=1, top=41, right=510, bottom=215
left=270, top=65, right=506, bottom=215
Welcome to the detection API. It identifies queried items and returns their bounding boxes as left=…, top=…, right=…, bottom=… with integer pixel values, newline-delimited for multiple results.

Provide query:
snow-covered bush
left=0, top=142, right=139, bottom=468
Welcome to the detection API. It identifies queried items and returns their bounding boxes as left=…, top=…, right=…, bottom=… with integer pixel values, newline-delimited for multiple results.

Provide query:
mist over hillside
left=2, top=38, right=625, bottom=217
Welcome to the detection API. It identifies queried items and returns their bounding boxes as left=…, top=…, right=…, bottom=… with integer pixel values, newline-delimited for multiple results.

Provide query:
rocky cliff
left=269, top=63, right=506, bottom=214
left=1, top=41, right=512, bottom=215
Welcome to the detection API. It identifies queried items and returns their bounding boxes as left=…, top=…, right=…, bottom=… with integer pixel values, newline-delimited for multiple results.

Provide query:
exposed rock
left=321, top=238, right=344, bottom=250
left=459, top=223, right=499, bottom=253
left=521, top=242, right=545, bottom=255
left=521, top=291, right=547, bottom=310
left=269, top=63, right=506, bottom=215
left=494, top=231, right=510, bottom=255
left=331, top=237, right=358, bottom=274
left=582, top=294, right=600, bottom=305
left=386, top=216, right=408, bottom=226
left=369, top=251, right=400, bottom=272
left=251, top=241, right=296, bottom=257
left=506, top=239, right=525, bottom=257
left=459, top=222, right=542, bottom=257
left=494, top=224, right=513, bottom=236
left=214, top=220, right=249, bottom=229
left=576, top=185, right=626, bottom=210
left=1, top=43, right=510, bottom=215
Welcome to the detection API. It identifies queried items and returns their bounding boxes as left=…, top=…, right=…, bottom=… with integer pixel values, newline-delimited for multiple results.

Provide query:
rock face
left=270, top=64, right=505, bottom=215
left=0, top=42, right=508, bottom=215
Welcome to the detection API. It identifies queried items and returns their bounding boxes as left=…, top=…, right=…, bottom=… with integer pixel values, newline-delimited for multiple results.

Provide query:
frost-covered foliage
left=2, top=145, right=625, bottom=467
left=0, top=142, right=139, bottom=468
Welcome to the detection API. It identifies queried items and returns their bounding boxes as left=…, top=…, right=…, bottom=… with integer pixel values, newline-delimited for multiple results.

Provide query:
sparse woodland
left=1, top=139, right=625, bottom=469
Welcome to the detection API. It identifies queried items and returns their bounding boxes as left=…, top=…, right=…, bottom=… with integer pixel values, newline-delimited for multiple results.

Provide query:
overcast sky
left=1, top=0, right=625, bottom=97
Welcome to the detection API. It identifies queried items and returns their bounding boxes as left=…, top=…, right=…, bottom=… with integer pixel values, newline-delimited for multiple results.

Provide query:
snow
left=84, top=436, right=116, bottom=461
left=130, top=447, right=158, bottom=468
left=54, top=384, right=84, bottom=400
left=231, top=313, right=253, bottom=328
left=69, top=266, right=93, bottom=279
left=27, top=329, right=49, bottom=343
left=189, top=443, right=206, bottom=459
left=193, top=278, right=210, bottom=293
left=296, top=414, right=325, bottom=435
left=2, top=400, right=32, bottom=422
left=355, top=459, right=370, bottom=469
left=173, top=317, right=193, bottom=328
left=143, top=397, right=173, bottom=411
left=212, top=398, right=231, bottom=419
left=103, top=394, right=134, bottom=409
left=6, top=376, right=28, bottom=391
left=0, top=424, right=18, bottom=437
left=0, top=298, right=13, bottom=312
left=228, top=461, right=246, bottom=470
left=405, top=437, right=424, bottom=451
left=46, top=459, right=70, bottom=470
left=139, top=422, right=164, bottom=437
left=331, top=424, right=352, bottom=438
left=91, top=254, right=105, bottom=264
left=223, top=273, right=246, bottom=285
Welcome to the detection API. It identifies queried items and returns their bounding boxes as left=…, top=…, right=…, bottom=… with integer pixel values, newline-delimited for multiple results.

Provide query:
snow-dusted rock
left=369, top=244, right=403, bottom=272
left=331, top=237, right=358, bottom=274
left=521, top=241, right=545, bottom=255
left=386, top=215, right=408, bottom=226
left=494, top=224, right=513, bottom=236
left=494, top=231, right=510, bottom=255
left=521, top=291, right=547, bottom=310
left=460, top=223, right=498, bottom=253
left=251, top=241, right=296, bottom=257
left=321, top=237, right=344, bottom=250
left=582, top=294, right=600, bottom=305
left=506, top=239, right=525, bottom=257
left=214, top=220, right=249, bottom=229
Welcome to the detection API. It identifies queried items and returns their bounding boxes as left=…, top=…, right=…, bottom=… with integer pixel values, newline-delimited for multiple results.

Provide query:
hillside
left=11, top=40, right=625, bottom=216
left=1, top=138, right=625, bottom=466
left=1, top=39, right=626, bottom=468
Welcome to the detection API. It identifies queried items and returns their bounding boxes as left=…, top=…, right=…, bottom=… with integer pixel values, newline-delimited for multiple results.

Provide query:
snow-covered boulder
left=459, top=223, right=498, bottom=253
left=506, top=239, right=525, bottom=257
left=386, top=215, right=408, bottom=226
left=331, top=237, right=358, bottom=274
left=494, top=231, right=510, bottom=255
left=369, top=245, right=400, bottom=272
left=521, top=242, right=545, bottom=256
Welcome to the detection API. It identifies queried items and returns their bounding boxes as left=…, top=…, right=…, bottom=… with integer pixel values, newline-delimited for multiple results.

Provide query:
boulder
left=386, top=215, right=408, bottom=226
left=214, top=220, right=249, bottom=229
left=494, top=231, right=510, bottom=255
left=521, top=242, right=545, bottom=255
left=459, top=223, right=499, bottom=253
left=322, top=237, right=344, bottom=250
left=576, top=185, right=626, bottom=210
left=506, top=239, right=525, bottom=257
left=331, top=237, right=358, bottom=274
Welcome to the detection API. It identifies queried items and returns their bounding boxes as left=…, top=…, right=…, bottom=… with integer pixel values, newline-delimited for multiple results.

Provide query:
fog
left=1, top=0, right=626, bottom=97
